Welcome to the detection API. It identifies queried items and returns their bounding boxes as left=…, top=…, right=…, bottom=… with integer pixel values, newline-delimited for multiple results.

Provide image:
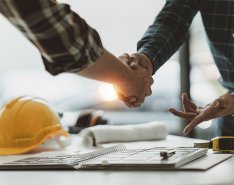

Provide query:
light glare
left=99, top=84, right=117, bottom=101
left=198, top=120, right=212, bottom=129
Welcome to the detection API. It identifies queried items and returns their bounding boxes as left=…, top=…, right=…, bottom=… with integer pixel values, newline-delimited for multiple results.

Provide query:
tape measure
left=194, top=136, right=234, bottom=152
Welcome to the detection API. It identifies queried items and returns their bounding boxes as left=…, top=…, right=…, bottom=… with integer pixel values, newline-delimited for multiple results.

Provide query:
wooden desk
left=0, top=135, right=233, bottom=185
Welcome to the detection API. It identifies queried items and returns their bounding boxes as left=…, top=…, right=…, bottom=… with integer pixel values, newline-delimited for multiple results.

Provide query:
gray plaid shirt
left=138, top=0, right=234, bottom=93
left=0, top=0, right=104, bottom=75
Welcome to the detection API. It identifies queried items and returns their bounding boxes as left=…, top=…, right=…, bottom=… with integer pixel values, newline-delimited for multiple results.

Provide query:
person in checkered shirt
left=120, top=0, right=234, bottom=136
left=0, top=0, right=154, bottom=107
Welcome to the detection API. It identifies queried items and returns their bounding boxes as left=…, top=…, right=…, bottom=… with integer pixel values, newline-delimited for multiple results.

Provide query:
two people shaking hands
left=1, top=0, right=234, bottom=135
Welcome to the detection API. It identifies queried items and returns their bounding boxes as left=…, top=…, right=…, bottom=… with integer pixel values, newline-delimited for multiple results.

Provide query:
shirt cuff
left=138, top=47, right=162, bottom=75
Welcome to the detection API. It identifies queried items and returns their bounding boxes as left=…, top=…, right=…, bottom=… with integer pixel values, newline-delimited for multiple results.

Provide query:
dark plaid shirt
left=0, top=0, right=104, bottom=75
left=138, top=0, right=234, bottom=93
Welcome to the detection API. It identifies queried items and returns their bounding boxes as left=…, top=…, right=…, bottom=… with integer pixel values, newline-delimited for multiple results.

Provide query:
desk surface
left=0, top=135, right=233, bottom=185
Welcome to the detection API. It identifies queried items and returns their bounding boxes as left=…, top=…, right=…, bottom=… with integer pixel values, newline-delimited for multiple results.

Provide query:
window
left=0, top=0, right=182, bottom=135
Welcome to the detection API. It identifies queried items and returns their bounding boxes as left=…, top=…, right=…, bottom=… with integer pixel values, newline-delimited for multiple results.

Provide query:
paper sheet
left=180, top=154, right=232, bottom=170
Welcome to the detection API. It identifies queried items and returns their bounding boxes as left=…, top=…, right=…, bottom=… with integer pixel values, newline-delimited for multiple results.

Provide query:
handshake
left=114, top=52, right=154, bottom=108
left=114, top=52, right=234, bottom=135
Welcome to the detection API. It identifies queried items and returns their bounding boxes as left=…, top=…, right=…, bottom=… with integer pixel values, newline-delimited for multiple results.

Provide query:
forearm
left=0, top=0, right=152, bottom=106
left=0, top=0, right=103, bottom=75
left=79, top=48, right=152, bottom=105
left=137, top=0, right=198, bottom=74
left=78, top=49, right=131, bottom=86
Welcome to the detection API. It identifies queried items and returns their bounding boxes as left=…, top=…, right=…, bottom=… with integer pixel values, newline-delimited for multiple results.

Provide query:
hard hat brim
left=0, top=129, right=68, bottom=156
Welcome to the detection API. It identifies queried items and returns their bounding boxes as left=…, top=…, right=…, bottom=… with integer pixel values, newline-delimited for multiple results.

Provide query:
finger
left=183, top=93, right=197, bottom=111
left=184, top=104, right=221, bottom=135
left=182, top=93, right=190, bottom=112
left=128, top=96, right=137, bottom=103
left=196, top=106, right=204, bottom=114
left=122, top=97, right=136, bottom=108
left=183, top=114, right=205, bottom=135
left=126, top=95, right=142, bottom=107
left=130, top=53, right=140, bottom=58
left=133, top=95, right=145, bottom=106
left=130, top=61, right=138, bottom=70
left=114, top=87, right=138, bottom=108
left=183, top=105, right=217, bottom=135
left=131, top=102, right=142, bottom=108
left=168, top=108, right=198, bottom=120
left=124, top=101, right=133, bottom=108
left=189, top=101, right=198, bottom=112
left=128, top=56, right=138, bottom=66
left=122, top=96, right=137, bottom=107
left=118, top=53, right=130, bottom=63
left=144, top=76, right=153, bottom=84
left=144, top=77, right=153, bottom=97
left=145, top=88, right=152, bottom=97
left=149, top=77, right=154, bottom=85
left=115, top=91, right=135, bottom=103
left=118, top=94, right=137, bottom=108
left=183, top=97, right=230, bottom=135
left=119, top=53, right=130, bottom=59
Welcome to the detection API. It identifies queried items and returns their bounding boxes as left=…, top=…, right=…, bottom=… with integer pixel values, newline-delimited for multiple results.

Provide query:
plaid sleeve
left=137, top=0, right=198, bottom=74
left=0, top=0, right=104, bottom=75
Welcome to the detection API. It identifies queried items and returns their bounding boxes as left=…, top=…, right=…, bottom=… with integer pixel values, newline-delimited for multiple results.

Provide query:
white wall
left=0, top=0, right=165, bottom=70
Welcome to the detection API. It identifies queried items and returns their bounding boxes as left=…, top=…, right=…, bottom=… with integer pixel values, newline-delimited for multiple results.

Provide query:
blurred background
left=0, top=0, right=227, bottom=139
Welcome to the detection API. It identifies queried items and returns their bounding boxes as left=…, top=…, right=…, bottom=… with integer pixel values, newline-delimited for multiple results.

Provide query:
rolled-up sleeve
left=0, top=0, right=104, bottom=75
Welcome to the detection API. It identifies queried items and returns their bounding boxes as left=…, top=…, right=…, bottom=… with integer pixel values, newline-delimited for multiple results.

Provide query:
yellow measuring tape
left=194, top=136, right=234, bottom=152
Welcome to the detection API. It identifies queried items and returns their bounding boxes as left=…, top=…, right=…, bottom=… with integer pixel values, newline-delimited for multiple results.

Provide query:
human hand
left=116, top=53, right=154, bottom=107
left=114, top=60, right=154, bottom=108
left=119, top=53, right=153, bottom=75
left=169, top=93, right=234, bottom=135
left=78, top=49, right=152, bottom=108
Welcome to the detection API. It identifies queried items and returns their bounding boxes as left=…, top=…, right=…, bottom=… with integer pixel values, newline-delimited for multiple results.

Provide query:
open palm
left=169, top=93, right=234, bottom=135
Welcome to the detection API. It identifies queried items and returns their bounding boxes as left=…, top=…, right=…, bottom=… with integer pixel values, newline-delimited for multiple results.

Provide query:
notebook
left=0, top=144, right=208, bottom=170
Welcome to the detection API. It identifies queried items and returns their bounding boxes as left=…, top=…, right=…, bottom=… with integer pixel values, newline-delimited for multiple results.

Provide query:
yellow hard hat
left=0, top=96, right=68, bottom=155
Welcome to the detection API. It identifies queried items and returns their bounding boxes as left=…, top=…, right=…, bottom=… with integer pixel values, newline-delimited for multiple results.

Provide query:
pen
left=160, top=149, right=176, bottom=159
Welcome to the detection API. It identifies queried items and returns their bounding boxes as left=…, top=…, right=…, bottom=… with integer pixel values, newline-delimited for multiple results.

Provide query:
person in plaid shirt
left=0, top=0, right=153, bottom=107
left=120, top=0, right=234, bottom=136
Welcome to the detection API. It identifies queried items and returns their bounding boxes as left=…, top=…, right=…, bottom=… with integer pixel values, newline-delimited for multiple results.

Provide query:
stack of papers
left=0, top=145, right=212, bottom=170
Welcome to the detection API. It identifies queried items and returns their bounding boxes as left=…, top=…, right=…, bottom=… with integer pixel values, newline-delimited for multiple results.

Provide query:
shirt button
left=233, top=33, right=234, bottom=38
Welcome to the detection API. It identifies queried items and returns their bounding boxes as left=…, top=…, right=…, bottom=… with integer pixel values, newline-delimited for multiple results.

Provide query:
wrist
left=140, top=53, right=153, bottom=75
left=102, top=50, right=134, bottom=89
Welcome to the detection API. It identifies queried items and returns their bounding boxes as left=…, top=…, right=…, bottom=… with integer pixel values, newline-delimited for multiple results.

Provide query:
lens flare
left=198, top=120, right=212, bottom=129
left=99, top=84, right=117, bottom=101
